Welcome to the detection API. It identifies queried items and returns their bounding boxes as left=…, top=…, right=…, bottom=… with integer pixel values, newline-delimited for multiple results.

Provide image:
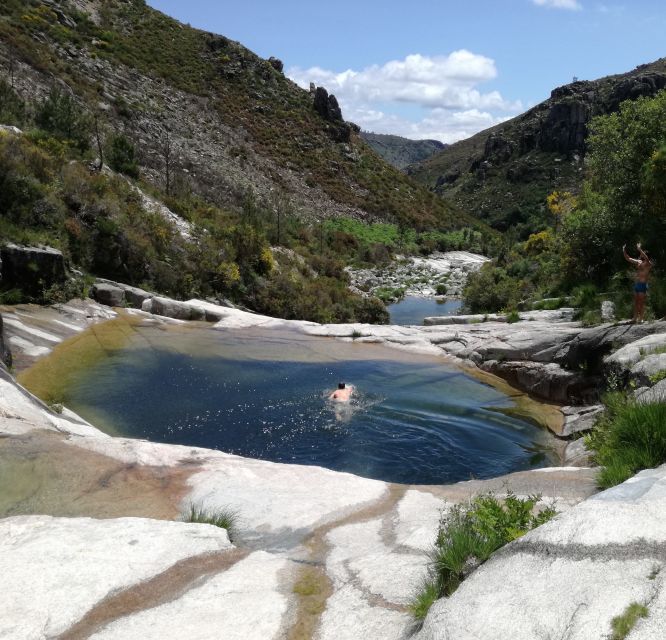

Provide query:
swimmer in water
left=329, top=382, right=353, bottom=402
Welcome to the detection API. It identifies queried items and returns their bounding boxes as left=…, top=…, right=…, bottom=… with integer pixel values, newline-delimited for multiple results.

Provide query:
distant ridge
left=407, top=57, right=666, bottom=235
left=361, top=132, right=446, bottom=170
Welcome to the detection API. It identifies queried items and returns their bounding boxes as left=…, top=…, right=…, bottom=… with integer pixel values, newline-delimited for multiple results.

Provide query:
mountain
left=407, top=58, right=666, bottom=236
left=360, top=132, right=446, bottom=170
left=0, top=0, right=477, bottom=231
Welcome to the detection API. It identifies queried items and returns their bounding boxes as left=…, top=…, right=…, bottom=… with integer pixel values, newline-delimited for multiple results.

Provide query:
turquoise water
left=66, top=326, right=552, bottom=485
left=388, top=296, right=462, bottom=325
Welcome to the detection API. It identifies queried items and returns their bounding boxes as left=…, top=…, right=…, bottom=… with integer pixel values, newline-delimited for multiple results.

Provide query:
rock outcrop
left=0, top=244, right=66, bottom=298
left=2, top=296, right=666, bottom=638
left=348, top=251, right=490, bottom=300
left=409, top=58, right=666, bottom=231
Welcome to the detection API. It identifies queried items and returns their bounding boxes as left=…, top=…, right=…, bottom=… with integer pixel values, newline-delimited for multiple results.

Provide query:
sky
left=147, top=0, right=666, bottom=144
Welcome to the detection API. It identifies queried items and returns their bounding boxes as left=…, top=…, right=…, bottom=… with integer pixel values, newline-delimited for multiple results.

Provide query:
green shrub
left=410, top=492, right=556, bottom=621
left=572, top=283, right=599, bottom=312
left=435, top=283, right=448, bottom=296
left=586, top=395, right=666, bottom=488
left=34, top=88, right=90, bottom=152
left=107, top=133, right=139, bottom=178
left=0, top=79, right=26, bottom=126
left=581, top=309, right=602, bottom=327
left=463, top=263, right=524, bottom=314
left=506, top=310, right=520, bottom=323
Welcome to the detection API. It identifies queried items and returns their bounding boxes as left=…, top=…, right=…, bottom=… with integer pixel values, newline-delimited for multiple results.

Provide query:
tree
left=34, top=88, right=90, bottom=152
left=108, top=133, right=139, bottom=178
left=0, top=78, right=25, bottom=127
left=160, top=129, right=173, bottom=195
left=563, top=90, right=666, bottom=281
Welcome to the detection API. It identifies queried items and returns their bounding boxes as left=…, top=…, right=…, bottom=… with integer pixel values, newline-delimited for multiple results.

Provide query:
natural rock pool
left=48, top=322, right=557, bottom=485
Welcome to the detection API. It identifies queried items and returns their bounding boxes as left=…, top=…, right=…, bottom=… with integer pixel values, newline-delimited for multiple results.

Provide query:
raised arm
left=623, top=244, right=640, bottom=266
left=637, top=243, right=652, bottom=264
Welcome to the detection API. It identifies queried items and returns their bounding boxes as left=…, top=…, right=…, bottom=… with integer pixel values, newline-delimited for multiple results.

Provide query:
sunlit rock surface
left=2, top=298, right=666, bottom=639
left=0, top=341, right=596, bottom=640
left=415, top=465, right=666, bottom=640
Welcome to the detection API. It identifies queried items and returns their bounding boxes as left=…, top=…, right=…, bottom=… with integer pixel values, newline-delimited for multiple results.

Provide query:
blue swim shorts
left=634, top=282, right=648, bottom=294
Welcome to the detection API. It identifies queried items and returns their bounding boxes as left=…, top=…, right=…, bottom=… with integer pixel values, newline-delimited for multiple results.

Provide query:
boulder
left=482, top=360, right=598, bottom=405
left=635, top=379, right=666, bottom=404
left=605, top=332, right=666, bottom=369
left=601, top=300, right=615, bottom=322
left=122, top=285, right=152, bottom=309
left=560, top=404, right=604, bottom=437
left=143, top=296, right=206, bottom=321
left=91, top=283, right=125, bottom=308
left=0, top=244, right=66, bottom=298
left=631, top=353, right=666, bottom=383
left=415, top=464, right=666, bottom=640
left=94, top=278, right=153, bottom=308
left=556, top=321, right=666, bottom=373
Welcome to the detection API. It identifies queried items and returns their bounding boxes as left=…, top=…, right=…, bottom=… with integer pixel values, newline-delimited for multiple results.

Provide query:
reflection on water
left=64, top=325, right=554, bottom=485
left=388, top=296, right=463, bottom=326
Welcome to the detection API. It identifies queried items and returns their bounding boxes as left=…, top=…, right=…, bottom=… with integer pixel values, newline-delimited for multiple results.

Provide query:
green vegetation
left=184, top=503, right=239, bottom=541
left=585, top=393, right=666, bottom=488
left=611, top=602, right=649, bottom=640
left=0, top=0, right=482, bottom=233
left=323, top=218, right=489, bottom=264
left=463, top=90, right=666, bottom=318
left=0, top=83, right=389, bottom=323
left=410, top=492, right=556, bottom=621
left=107, top=133, right=139, bottom=178
left=0, top=78, right=25, bottom=126
left=505, top=310, right=520, bottom=323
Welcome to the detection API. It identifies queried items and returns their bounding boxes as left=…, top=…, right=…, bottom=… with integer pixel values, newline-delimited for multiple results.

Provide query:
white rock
left=326, top=517, right=428, bottom=605
left=606, top=333, right=666, bottom=368
left=318, top=584, right=412, bottom=640
left=0, top=516, right=232, bottom=639
left=395, top=490, right=449, bottom=552
left=90, top=551, right=290, bottom=640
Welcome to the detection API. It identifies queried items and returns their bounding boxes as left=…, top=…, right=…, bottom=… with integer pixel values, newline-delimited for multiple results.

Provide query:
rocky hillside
left=0, top=0, right=475, bottom=231
left=408, top=58, right=666, bottom=235
left=360, top=132, right=445, bottom=170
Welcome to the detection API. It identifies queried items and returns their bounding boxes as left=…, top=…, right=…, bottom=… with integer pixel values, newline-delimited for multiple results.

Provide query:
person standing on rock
left=623, top=243, right=653, bottom=323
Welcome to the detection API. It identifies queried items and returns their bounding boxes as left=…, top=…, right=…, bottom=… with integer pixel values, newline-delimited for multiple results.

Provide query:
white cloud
left=532, top=0, right=583, bottom=10
left=287, top=51, right=522, bottom=144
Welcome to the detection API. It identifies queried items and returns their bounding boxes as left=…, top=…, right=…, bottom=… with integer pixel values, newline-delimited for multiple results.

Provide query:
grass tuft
left=184, top=503, right=239, bottom=541
left=409, top=492, right=556, bottom=621
left=611, top=602, right=649, bottom=640
left=585, top=395, right=666, bottom=489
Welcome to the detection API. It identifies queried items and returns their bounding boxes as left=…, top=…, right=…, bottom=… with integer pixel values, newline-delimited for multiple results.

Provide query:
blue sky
left=147, top=0, right=666, bottom=142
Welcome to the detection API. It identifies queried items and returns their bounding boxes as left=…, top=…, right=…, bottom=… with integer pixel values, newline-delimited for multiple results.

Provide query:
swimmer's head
left=338, top=382, right=345, bottom=390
